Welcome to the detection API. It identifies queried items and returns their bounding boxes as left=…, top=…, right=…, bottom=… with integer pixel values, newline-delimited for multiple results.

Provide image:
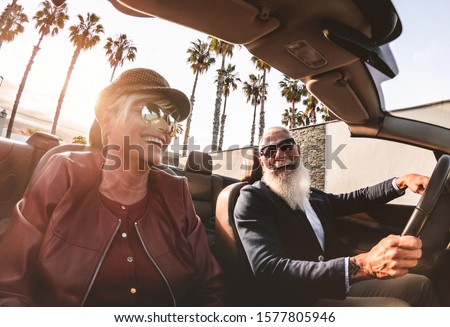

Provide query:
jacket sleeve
left=183, top=178, right=226, bottom=306
left=325, top=178, right=404, bottom=217
left=234, top=185, right=346, bottom=301
left=0, top=155, right=70, bottom=306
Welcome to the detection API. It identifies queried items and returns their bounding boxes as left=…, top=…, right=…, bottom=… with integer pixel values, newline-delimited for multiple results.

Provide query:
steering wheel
left=401, top=155, right=450, bottom=260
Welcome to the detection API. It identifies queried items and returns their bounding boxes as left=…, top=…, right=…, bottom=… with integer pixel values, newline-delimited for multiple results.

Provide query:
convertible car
left=0, top=0, right=449, bottom=306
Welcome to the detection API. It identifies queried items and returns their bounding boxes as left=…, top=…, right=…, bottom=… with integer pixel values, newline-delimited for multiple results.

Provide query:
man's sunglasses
left=259, top=138, right=297, bottom=158
left=139, top=103, right=177, bottom=137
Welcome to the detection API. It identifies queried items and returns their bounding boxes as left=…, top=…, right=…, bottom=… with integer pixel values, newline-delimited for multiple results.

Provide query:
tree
left=209, top=37, right=236, bottom=151
left=301, top=90, right=334, bottom=125
left=183, top=39, right=215, bottom=156
left=302, top=94, right=320, bottom=125
left=243, top=74, right=263, bottom=146
left=217, top=63, right=240, bottom=150
left=6, top=0, right=68, bottom=138
left=320, top=106, right=334, bottom=122
left=0, top=1, right=29, bottom=50
left=72, top=135, right=87, bottom=144
left=0, top=0, right=18, bottom=29
left=251, top=55, right=271, bottom=140
left=279, top=74, right=307, bottom=129
left=51, top=13, right=104, bottom=135
left=281, top=107, right=305, bottom=128
left=20, top=127, right=39, bottom=136
left=104, top=33, right=137, bottom=82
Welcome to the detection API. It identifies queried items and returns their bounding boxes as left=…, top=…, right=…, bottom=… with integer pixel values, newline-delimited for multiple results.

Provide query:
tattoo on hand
left=349, top=258, right=360, bottom=276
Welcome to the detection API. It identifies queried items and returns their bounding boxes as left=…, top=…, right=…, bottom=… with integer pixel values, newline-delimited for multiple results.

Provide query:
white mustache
left=269, top=160, right=297, bottom=170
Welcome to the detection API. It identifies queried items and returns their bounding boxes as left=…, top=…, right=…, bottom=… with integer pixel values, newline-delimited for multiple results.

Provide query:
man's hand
left=395, top=174, right=429, bottom=194
left=350, top=235, right=422, bottom=281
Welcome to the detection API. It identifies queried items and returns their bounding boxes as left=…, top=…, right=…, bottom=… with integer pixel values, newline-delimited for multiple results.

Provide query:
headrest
left=240, top=147, right=262, bottom=183
left=26, top=131, right=60, bottom=150
left=89, top=119, right=103, bottom=149
left=185, top=151, right=213, bottom=175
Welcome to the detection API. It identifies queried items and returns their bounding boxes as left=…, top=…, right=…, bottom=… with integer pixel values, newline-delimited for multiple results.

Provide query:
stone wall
left=291, top=123, right=326, bottom=189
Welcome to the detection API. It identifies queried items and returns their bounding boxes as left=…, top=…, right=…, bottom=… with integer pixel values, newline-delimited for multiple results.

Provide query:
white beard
left=263, top=162, right=311, bottom=211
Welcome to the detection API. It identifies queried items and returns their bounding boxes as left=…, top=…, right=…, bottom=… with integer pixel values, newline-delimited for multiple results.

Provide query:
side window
left=324, top=122, right=436, bottom=205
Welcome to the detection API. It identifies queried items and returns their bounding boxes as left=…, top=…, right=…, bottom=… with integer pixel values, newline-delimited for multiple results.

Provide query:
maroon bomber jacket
left=0, top=151, right=225, bottom=306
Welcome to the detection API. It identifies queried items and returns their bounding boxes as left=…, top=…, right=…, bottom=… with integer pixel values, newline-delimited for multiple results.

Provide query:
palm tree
left=104, top=33, right=137, bottom=82
left=302, top=93, right=320, bottom=125
left=51, top=13, right=104, bottom=135
left=217, top=63, right=240, bottom=150
left=302, top=90, right=334, bottom=125
left=279, top=74, right=307, bottom=129
left=243, top=74, right=263, bottom=146
left=251, top=55, right=271, bottom=139
left=0, top=0, right=17, bottom=29
left=281, top=107, right=305, bottom=128
left=320, top=106, right=334, bottom=122
left=6, top=0, right=68, bottom=138
left=0, top=1, right=28, bottom=50
left=209, top=37, right=236, bottom=151
left=183, top=39, right=215, bottom=156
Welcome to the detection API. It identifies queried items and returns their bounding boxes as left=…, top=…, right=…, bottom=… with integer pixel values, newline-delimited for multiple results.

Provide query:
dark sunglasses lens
left=261, top=145, right=276, bottom=157
left=279, top=143, right=294, bottom=152
left=260, top=139, right=296, bottom=157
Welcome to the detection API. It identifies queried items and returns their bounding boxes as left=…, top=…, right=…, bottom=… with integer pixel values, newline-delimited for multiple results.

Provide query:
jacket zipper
left=80, top=219, right=121, bottom=306
left=135, top=222, right=177, bottom=306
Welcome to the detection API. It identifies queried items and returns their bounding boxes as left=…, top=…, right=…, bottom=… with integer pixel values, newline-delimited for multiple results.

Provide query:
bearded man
left=234, top=126, right=439, bottom=306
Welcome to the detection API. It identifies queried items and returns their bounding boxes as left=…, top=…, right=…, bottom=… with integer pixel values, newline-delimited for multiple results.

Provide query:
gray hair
left=258, top=126, right=292, bottom=148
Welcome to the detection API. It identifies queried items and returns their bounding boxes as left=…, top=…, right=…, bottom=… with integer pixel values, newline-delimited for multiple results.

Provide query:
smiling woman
left=0, top=67, right=226, bottom=307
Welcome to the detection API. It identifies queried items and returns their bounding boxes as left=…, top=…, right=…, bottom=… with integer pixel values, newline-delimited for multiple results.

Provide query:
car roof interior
left=109, top=0, right=450, bottom=154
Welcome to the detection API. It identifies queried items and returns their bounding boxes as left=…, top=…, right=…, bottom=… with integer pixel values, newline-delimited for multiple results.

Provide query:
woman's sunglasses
left=259, top=138, right=296, bottom=158
left=139, top=103, right=177, bottom=137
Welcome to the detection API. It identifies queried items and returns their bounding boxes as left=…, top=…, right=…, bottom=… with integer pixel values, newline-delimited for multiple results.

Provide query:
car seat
left=184, top=151, right=224, bottom=247
left=214, top=147, right=262, bottom=305
left=0, top=132, right=59, bottom=234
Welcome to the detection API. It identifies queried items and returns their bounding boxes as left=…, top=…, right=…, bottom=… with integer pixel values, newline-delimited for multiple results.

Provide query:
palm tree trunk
left=250, top=103, right=257, bottom=146
left=6, top=35, right=43, bottom=138
left=51, top=46, right=81, bottom=135
left=291, top=100, right=296, bottom=129
left=210, top=54, right=226, bottom=151
left=182, top=71, right=199, bottom=157
left=258, top=68, right=266, bottom=140
left=311, top=105, right=317, bottom=124
left=110, top=64, right=118, bottom=82
left=218, top=94, right=228, bottom=150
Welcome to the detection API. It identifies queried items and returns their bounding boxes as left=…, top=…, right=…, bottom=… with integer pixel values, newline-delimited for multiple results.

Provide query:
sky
left=381, top=0, right=450, bottom=111
left=1, top=0, right=449, bottom=149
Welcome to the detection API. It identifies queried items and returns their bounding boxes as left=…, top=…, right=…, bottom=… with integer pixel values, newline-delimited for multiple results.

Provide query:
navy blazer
left=234, top=178, right=403, bottom=306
